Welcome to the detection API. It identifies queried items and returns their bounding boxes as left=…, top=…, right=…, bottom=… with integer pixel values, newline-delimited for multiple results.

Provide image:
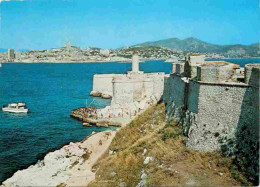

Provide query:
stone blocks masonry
left=164, top=59, right=259, bottom=183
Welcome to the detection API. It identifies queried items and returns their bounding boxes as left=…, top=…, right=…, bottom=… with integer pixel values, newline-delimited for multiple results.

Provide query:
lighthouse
left=132, top=50, right=139, bottom=72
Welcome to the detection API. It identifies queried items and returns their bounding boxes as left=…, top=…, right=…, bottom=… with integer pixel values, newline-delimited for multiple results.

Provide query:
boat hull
left=2, top=107, right=29, bottom=113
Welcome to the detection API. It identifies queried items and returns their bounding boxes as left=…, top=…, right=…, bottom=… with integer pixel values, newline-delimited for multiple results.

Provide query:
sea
left=0, top=58, right=259, bottom=183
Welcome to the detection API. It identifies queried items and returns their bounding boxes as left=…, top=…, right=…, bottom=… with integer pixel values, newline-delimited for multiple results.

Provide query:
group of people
left=72, top=106, right=98, bottom=120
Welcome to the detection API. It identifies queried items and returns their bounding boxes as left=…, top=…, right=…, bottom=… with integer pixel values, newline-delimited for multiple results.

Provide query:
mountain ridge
left=134, top=37, right=259, bottom=57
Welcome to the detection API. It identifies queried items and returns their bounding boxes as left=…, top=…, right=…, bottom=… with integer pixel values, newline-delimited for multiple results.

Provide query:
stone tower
left=65, top=41, right=71, bottom=48
left=8, top=49, right=15, bottom=61
left=132, top=50, right=139, bottom=72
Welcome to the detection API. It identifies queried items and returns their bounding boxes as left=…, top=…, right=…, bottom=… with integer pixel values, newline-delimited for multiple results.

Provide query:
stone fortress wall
left=90, top=51, right=167, bottom=122
left=164, top=56, right=259, bottom=182
left=91, top=74, right=124, bottom=98
left=112, top=72, right=165, bottom=106
left=89, top=52, right=259, bottom=182
left=245, top=63, right=260, bottom=87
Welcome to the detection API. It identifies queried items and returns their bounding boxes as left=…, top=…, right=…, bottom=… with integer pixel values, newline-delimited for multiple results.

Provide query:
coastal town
left=0, top=42, right=229, bottom=63
left=0, top=42, right=178, bottom=63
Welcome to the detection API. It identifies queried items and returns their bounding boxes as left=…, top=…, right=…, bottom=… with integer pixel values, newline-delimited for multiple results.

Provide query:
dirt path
left=64, top=131, right=116, bottom=186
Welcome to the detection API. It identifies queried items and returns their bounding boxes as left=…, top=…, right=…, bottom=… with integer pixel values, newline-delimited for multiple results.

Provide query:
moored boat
left=2, top=103, right=29, bottom=113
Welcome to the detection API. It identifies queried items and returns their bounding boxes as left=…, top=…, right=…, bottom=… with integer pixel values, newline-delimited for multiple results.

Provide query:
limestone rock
left=109, top=171, right=116, bottom=177
left=90, top=91, right=101, bottom=97
left=101, top=93, right=112, bottom=99
left=2, top=141, right=88, bottom=187
left=83, top=123, right=92, bottom=127
left=96, top=122, right=109, bottom=127
left=142, top=148, right=147, bottom=156
left=136, top=170, right=147, bottom=187
left=143, top=156, right=154, bottom=165
left=109, top=150, right=114, bottom=155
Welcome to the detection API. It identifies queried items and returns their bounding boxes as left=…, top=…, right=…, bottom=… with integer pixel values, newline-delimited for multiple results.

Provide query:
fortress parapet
left=172, top=62, right=185, bottom=75
left=197, top=61, right=237, bottom=83
left=164, top=60, right=259, bottom=181
left=171, top=54, right=206, bottom=76
left=186, top=54, right=206, bottom=78
left=170, top=54, right=206, bottom=78
left=245, top=63, right=260, bottom=87
left=188, top=55, right=205, bottom=66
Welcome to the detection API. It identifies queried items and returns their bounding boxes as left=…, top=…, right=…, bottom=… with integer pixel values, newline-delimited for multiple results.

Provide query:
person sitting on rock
left=41, top=160, right=45, bottom=167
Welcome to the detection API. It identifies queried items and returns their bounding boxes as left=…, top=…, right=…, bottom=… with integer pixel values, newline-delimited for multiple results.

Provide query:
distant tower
left=8, top=49, right=15, bottom=61
left=132, top=50, right=139, bottom=72
left=65, top=41, right=71, bottom=48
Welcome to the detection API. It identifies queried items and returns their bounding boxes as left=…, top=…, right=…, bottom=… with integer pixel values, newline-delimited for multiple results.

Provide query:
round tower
left=132, top=50, right=139, bottom=72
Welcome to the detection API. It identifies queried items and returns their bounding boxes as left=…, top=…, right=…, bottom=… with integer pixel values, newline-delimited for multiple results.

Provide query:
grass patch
left=89, top=103, right=247, bottom=187
left=160, top=119, right=182, bottom=141
left=109, top=103, right=165, bottom=152
left=82, top=152, right=90, bottom=161
left=57, top=182, right=66, bottom=187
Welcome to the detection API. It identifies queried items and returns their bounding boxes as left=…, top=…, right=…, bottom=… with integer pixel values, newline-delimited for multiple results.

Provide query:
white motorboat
left=2, top=103, right=29, bottom=113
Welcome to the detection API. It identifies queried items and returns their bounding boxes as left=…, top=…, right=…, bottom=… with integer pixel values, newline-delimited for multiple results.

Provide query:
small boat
left=2, top=103, right=29, bottom=113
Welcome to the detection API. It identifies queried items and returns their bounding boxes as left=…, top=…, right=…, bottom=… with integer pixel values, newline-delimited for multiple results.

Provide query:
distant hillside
left=135, top=37, right=260, bottom=57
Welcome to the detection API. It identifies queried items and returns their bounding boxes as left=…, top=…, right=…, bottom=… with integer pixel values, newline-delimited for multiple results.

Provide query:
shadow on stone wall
left=225, top=74, right=259, bottom=184
left=164, top=70, right=259, bottom=184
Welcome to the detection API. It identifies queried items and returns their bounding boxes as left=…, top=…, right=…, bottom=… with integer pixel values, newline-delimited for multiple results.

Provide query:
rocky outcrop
left=2, top=141, right=90, bottom=186
left=90, top=91, right=112, bottom=99
left=90, top=91, right=102, bottom=97
left=70, top=106, right=121, bottom=127
left=1, top=131, right=116, bottom=187
left=101, top=93, right=112, bottom=99
left=71, top=107, right=98, bottom=121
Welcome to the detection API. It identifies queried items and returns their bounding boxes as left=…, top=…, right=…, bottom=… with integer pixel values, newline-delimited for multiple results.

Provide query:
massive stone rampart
left=91, top=74, right=124, bottom=97
left=186, top=81, right=254, bottom=151
left=245, top=64, right=260, bottom=87
left=163, top=64, right=259, bottom=183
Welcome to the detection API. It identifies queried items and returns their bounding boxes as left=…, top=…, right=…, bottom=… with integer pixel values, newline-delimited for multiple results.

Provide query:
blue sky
left=0, top=0, right=259, bottom=50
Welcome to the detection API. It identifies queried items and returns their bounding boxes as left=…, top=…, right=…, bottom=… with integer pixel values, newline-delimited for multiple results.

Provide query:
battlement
left=197, top=63, right=235, bottom=83
left=171, top=54, right=257, bottom=85
left=245, top=63, right=260, bottom=87
left=164, top=62, right=259, bottom=180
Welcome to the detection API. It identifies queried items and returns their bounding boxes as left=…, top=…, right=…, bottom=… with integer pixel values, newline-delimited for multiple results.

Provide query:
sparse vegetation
left=69, top=161, right=79, bottom=169
left=89, top=103, right=249, bottom=187
left=57, top=182, right=66, bottom=187
left=116, top=46, right=181, bottom=59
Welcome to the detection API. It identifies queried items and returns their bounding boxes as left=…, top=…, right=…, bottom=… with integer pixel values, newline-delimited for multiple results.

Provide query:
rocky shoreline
left=1, top=130, right=117, bottom=187
left=70, top=107, right=122, bottom=127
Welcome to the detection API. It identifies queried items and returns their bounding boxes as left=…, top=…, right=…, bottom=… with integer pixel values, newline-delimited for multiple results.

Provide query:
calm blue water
left=0, top=60, right=172, bottom=183
left=0, top=59, right=259, bottom=183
